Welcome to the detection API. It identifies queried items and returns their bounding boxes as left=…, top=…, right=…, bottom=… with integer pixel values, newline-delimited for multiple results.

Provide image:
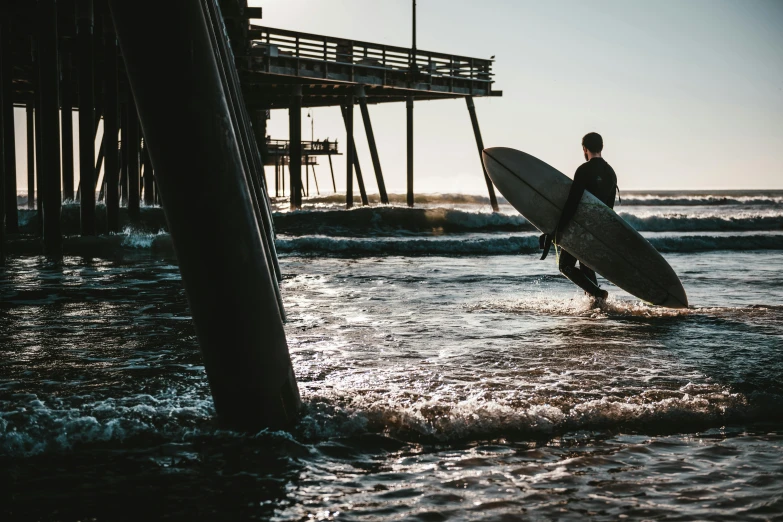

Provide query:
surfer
left=543, top=132, right=618, bottom=300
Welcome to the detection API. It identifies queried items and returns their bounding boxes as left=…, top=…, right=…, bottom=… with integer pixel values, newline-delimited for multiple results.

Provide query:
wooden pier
left=0, top=0, right=502, bottom=430
left=238, top=24, right=502, bottom=210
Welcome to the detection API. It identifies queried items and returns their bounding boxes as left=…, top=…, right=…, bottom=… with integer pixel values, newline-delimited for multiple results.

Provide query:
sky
left=12, top=0, right=783, bottom=194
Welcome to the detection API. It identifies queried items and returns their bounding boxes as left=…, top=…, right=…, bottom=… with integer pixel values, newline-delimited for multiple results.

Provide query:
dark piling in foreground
left=108, top=0, right=299, bottom=431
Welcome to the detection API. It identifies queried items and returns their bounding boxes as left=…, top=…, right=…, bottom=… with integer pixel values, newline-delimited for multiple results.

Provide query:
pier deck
left=239, top=26, right=501, bottom=109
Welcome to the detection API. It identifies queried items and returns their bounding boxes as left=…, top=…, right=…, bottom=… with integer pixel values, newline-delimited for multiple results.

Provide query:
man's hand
left=539, top=232, right=554, bottom=260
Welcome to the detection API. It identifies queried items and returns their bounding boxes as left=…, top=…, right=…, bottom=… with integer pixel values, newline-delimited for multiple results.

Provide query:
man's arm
left=553, top=170, right=586, bottom=243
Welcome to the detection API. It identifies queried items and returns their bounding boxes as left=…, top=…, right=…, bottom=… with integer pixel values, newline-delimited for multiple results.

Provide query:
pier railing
left=247, top=25, right=494, bottom=87
left=267, top=138, right=339, bottom=154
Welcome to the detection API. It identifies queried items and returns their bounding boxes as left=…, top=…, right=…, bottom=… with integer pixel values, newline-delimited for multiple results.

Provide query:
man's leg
left=580, top=263, right=598, bottom=287
left=559, top=250, right=608, bottom=299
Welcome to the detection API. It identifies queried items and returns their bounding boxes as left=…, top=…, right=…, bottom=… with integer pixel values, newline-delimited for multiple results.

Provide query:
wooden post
left=289, top=86, right=302, bottom=209
left=466, top=96, right=499, bottom=212
left=328, top=152, right=336, bottom=192
left=142, top=137, right=154, bottom=205
left=344, top=96, right=354, bottom=208
left=274, top=155, right=279, bottom=197
left=77, top=0, right=96, bottom=233
left=358, top=93, right=388, bottom=204
left=341, top=103, right=368, bottom=206
left=104, top=20, right=119, bottom=232
left=1, top=19, right=18, bottom=233
left=119, top=102, right=128, bottom=205
left=26, top=103, right=35, bottom=209
left=109, top=0, right=299, bottom=432
left=38, top=0, right=63, bottom=259
left=0, top=20, right=5, bottom=263
left=35, top=69, right=43, bottom=222
left=406, top=96, right=414, bottom=207
left=127, top=100, right=140, bottom=218
left=60, top=43, right=75, bottom=202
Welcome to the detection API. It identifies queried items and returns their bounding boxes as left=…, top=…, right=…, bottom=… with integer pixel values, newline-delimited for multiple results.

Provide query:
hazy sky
left=13, top=0, right=783, bottom=194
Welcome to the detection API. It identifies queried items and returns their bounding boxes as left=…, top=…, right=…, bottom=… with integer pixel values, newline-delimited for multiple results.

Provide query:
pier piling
left=344, top=95, right=354, bottom=208
left=119, top=103, right=128, bottom=205
left=328, top=154, right=336, bottom=192
left=26, top=103, right=35, bottom=209
left=358, top=93, right=388, bottom=204
left=108, top=0, right=299, bottom=431
left=77, top=0, right=96, bottom=234
left=126, top=101, right=140, bottom=219
left=142, top=140, right=154, bottom=205
left=406, top=96, right=414, bottom=207
left=1, top=20, right=18, bottom=233
left=60, top=44, right=75, bottom=202
left=289, top=86, right=302, bottom=209
left=103, top=22, right=119, bottom=232
left=341, top=102, right=368, bottom=207
left=0, top=21, right=4, bottom=264
left=34, top=69, right=43, bottom=222
left=38, top=0, right=63, bottom=259
left=466, top=96, right=499, bottom=212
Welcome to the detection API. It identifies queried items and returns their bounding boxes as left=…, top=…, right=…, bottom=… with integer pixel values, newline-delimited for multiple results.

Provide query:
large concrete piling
left=0, top=20, right=5, bottom=264
left=38, top=0, right=63, bottom=259
left=202, top=0, right=283, bottom=303
left=1, top=19, right=18, bottom=234
left=77, top=0, right=96, bottom=234
left=466, top=96, right=499, bottom=212
left=109, top=0, right=300, bottom=431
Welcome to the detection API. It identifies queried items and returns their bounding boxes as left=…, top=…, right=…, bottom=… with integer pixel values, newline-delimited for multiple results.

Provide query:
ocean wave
left=274, top=207, right=532, bottom=235
left=619, top=213, right=783, bottom=232
left=276, top=234, right=783, bottom=256
left=274, top=207, right=783, bottom=236
left=620, top=195, right=783, bottom=206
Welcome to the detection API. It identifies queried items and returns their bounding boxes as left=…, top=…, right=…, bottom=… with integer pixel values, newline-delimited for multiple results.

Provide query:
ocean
left=1, top=190, right=782, bottom=520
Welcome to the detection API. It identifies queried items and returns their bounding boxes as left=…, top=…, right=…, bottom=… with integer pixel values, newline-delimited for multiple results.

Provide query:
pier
left=0, top=0, right=501, bottom=431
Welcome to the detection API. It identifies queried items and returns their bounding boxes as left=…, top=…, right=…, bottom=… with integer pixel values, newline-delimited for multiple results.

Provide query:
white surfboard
left=483, top=147, right=688, bottom=308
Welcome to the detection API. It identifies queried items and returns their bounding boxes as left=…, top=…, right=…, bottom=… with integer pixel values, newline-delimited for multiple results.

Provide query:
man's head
left=582, top=132, right=603, bottom=161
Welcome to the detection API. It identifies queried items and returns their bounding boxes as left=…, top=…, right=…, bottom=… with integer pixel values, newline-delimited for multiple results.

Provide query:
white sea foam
left=119, top=226, right=168, bottom=248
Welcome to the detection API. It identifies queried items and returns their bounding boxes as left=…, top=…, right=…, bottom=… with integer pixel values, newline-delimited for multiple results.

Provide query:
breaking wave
left=276, top=233, right=783, bottom=256
left=273, top=207, right=783, bottom=236
left=619, top=194, right=783, bottom=206
left=618, top=212, right=783, bottom=232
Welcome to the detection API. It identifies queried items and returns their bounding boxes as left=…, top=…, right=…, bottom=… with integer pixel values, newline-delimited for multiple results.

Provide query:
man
left=543, top=132, right=618, bottom=300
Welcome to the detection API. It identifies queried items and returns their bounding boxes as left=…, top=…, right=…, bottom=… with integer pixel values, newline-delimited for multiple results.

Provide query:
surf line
left=483, top=149, right=676, bottom=306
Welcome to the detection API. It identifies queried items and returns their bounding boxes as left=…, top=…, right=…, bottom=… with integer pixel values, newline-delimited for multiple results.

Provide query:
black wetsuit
left=555, top=157, right=617, bottom=297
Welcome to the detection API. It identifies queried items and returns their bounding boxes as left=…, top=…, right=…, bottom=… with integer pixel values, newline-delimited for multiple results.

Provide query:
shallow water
left=1, top=249, right=782, bottom=521
left=2, top=191, right=783, bottom=520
